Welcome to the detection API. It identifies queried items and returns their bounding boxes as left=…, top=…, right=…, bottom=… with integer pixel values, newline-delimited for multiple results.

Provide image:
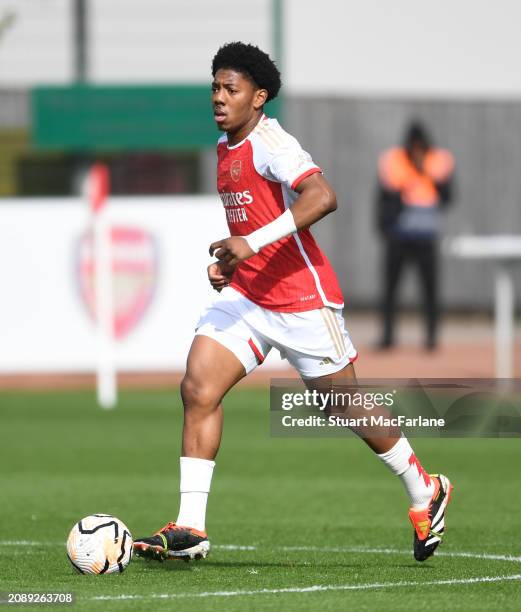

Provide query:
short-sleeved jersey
left=216, top=115, right=344, bottom=312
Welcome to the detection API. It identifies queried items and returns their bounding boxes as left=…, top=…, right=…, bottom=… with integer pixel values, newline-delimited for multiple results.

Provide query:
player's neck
left=227, top=111, right=264, bottom=146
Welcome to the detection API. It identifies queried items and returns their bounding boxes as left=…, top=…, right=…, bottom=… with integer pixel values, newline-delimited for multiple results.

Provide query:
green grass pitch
left=1, top=387, right=520, bottom=611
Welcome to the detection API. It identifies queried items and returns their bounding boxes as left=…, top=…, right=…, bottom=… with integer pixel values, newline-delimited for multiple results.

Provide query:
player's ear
left=253, top=88, right=268, bottom=111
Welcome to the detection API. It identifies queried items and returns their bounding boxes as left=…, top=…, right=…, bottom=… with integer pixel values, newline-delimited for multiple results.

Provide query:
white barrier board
left=0, top=197, right=285, bottom=373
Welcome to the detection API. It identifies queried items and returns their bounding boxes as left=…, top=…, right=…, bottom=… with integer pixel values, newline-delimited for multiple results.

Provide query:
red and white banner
left=0, top=196, right=288, bottom=374
left=0, top=197, right=223, bottom=372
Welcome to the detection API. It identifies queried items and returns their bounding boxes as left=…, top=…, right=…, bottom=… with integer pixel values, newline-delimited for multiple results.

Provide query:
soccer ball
left=66, top=514, right=133, bottom=575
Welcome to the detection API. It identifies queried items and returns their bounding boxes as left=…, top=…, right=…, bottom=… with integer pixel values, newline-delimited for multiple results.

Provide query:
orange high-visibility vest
left=379, top=147, right=454, bottom=207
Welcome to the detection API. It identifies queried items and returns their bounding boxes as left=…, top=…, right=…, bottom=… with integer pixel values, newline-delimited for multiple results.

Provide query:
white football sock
left=176, top=456, right=215, bottom=532
left=377, top=436, right=434, bottom=510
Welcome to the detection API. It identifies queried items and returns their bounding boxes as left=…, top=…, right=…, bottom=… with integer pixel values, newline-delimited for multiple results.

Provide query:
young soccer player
left=134, top=42, right=452, bottom=563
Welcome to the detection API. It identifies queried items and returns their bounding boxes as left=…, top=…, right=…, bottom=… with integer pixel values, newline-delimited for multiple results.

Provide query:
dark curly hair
left=212, top=42, right=281, bottom=102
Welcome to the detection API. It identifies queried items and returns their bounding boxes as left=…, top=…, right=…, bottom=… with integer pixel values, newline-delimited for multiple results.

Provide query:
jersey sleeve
left=268, top=135, right=322, bottom=191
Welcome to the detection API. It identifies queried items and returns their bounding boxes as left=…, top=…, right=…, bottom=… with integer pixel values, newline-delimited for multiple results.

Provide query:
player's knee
left=180, top=375, right=218, bottom=412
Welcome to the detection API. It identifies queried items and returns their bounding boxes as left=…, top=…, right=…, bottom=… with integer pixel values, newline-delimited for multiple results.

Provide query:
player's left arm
left=209, top=173, right=336, bottom=266
left=289, top=171, right=337, bottom=228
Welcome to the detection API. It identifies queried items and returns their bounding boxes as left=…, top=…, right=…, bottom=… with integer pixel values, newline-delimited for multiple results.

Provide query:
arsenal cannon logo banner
left=77, top=226, right=158, bottom=339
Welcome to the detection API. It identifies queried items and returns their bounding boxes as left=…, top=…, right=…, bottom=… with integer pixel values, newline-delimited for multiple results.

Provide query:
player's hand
left=209, top=236, right=256, bottom=266
left=207, top=260, right=234, bottom=292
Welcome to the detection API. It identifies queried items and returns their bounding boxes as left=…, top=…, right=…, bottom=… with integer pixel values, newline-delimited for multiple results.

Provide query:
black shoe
left=408, top=474, right=453, bottom=562
left=133, top=522, right=210, bottom=562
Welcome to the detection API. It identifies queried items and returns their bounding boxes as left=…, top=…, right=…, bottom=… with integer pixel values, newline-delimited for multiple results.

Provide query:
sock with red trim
left=377, top=436, right=434, bottom=510
left=176, top=457, right=215, bottom=532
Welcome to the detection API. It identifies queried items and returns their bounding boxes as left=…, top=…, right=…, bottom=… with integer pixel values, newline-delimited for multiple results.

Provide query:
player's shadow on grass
left=136, top=559, right=360, bottom=570
left=209, top=559, right=446, bottom=571
left=202, top=560, right=361, bottom=570
left=136, top=560, right=193, bottom=572
left=395, top=563, right=438, bottom=570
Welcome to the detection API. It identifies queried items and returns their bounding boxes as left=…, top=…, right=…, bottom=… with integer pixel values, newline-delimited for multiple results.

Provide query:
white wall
left=0, top=0, right=73, bottom=85
left=89, top=0, right=272, bottom=83
left=0, top=197, right=284, bottom=373
left=2, top=0, right=521, bottom=96
left=0, top=0, right=272, bottom=86
left=285, top=0, right=521, bottom=98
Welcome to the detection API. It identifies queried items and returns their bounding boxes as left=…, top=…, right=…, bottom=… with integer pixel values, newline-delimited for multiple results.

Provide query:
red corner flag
left=88, top=162, right=116, bottom=409
left=89, top=163, right=110, bottom=214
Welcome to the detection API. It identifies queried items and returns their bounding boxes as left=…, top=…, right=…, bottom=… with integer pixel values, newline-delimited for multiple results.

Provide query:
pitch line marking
left=1, top=541, right=521, bottom=564
left=88, top=574, right=521, bottom=601
left=216, top=544, right=521, bottom=564
left=3, top=540, right=520, bottom=601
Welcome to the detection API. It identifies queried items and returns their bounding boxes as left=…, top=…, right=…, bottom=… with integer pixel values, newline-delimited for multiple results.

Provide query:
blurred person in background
left=376, top=121, right=455, bottom=350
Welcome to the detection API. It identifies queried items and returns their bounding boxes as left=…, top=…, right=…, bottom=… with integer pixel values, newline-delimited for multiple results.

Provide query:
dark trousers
left=380, top=237, right=439, bottom=348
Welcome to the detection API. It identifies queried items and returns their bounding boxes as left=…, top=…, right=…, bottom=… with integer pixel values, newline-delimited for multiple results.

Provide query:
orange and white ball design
left=67, top=514, right=133, bottom=575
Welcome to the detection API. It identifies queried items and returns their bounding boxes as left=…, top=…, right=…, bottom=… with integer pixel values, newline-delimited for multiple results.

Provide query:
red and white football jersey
left=217, top=115, right=344, bottom=312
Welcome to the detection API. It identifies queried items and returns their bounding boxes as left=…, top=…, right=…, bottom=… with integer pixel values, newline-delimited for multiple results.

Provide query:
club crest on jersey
left=230, top=160, right=242, bottom=182
left=77, top=225, right=158, bottom=339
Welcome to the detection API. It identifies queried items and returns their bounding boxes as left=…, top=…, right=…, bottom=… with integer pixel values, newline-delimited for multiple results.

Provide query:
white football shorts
left=195, top=286, right=358, bottom=379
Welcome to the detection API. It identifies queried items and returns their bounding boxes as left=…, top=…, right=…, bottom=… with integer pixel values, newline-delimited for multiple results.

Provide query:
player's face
left=212, top=69, right=267, bottom=142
